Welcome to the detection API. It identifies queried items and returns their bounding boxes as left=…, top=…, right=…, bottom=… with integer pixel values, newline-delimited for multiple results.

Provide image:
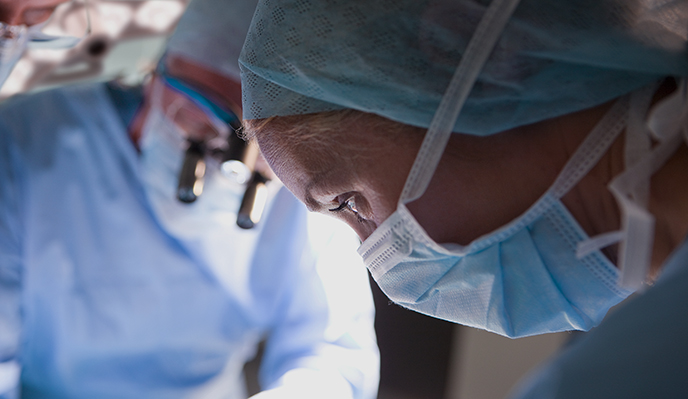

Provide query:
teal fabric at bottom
left=510, top=238, right=688, bottom=398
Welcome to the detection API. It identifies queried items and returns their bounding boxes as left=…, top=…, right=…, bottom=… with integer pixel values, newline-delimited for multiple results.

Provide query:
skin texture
left=254, top=112, right=424, bottom=240
left=255, top=102, right=614, bottom=242
left=0, top=0, right=68, bottom=26
left=254, top=83, right=688, bottom=279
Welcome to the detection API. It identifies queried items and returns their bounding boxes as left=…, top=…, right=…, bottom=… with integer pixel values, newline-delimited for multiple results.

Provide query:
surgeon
left=0, top=0, right=379, bottom=397
left=239, top=0, right=688, bottom=396
left=0, top=0, right=86, bottom=87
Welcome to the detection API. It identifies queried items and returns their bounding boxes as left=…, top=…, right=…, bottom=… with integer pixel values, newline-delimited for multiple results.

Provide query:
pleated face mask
left=357, top=0, right=638, bottom=338
left=359, top=97, right=636, bottom=338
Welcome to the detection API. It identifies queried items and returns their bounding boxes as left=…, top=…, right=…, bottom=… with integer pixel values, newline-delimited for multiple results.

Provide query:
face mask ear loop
left=574, top=84, right=656, bottom=261
left=609, top=79, right=688, bottom=290
left=549, top=97, right=629, bottom=200
left=625, top=82, right=660, bottom=207
left=400, top=0, right=522, bottom=204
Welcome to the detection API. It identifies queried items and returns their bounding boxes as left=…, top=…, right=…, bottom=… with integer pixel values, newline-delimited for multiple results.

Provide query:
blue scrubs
left=510, top=238, right=688, bottom=398
left=0, top=83, right=379, bottom=399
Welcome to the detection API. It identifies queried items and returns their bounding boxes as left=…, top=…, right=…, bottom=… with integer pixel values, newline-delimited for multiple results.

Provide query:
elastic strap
left=549, top=97, right=629, bottom=199
left=611, top=111, right=686, bottom=289
left=577, top=80, right=688, bottom=290
left=625, top=83, right=659, bottom=207
left=401, top=0, right=522, bottom=203
left=575, top=86, right=655, bottom=262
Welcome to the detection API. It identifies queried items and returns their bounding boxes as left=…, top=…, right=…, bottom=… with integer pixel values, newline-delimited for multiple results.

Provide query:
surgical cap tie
left=402, top=0, right=522, bottom=203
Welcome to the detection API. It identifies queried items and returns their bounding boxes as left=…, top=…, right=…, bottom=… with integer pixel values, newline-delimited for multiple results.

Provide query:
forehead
left=254, top=111, right=426, bottom=172
left=254, top=127, right=350, bottom=210
left=253, top=114, right=424, bottom=211
left=254, top=125, right=345, bottom=199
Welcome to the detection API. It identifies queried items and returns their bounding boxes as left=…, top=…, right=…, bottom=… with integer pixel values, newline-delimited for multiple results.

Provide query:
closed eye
left=328, top=200, right=350, bottom=213
left=329, top=195, right=364, bottom=222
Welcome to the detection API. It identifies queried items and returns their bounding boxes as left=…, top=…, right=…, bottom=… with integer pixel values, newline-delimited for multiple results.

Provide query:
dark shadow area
left=371, top=275, right=456, bottom=399
left=244, top=340, right=264, bottom=396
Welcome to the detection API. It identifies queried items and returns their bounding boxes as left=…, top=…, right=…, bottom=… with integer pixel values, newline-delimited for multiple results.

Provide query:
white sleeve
left=253, top=208, right=379, bottom=399
left=0, top=361, right=20, bottom=399
left=0, top=122, right=24, bottom=399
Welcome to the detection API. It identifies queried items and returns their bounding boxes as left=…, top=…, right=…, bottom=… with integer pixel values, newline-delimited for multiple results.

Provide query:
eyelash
left=329, top=196, right=365, bottom=223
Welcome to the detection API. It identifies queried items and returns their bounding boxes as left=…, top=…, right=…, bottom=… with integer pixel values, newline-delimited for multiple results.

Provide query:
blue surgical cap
left=166, top=0, right=260, bottom=82
left=240, top=0, right=688, bottom=135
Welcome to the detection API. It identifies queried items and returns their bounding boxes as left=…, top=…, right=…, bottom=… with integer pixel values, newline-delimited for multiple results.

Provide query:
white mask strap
left=548, top=97, right=629, bottom=199
left=573, top=88, right=652, bottom=263
left=613, top=80, right=688, bottom=289
left=400, top=0, right=522, bottom=204
left=577, top=80, right=688, bottom=290
left=624, top=82, right=660, bottom=207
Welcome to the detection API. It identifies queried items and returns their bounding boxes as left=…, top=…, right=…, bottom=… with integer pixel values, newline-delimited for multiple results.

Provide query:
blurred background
left=0, top=0, right=189, bottom=101
left=4, top=1, right=569, bottom=398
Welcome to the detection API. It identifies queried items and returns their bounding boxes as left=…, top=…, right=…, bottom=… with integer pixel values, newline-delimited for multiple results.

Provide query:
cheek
left=358, top=144, right=420, bottom=225
left=351, top=222, right=377, bottom=242
left=366, top=189, right=400, bottom=227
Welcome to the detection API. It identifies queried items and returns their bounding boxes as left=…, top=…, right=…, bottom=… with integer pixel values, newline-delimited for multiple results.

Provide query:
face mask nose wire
left=400, top=0, right=522, bottom=204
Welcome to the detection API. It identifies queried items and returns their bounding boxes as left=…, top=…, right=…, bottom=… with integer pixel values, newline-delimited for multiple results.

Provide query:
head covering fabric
left=240, top=0, right=688, bottom=135
left=166, top=0, right=260, bottom=82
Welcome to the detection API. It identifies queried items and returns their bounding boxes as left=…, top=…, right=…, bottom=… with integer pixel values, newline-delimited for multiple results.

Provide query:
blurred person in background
left=0, top=0, right=85, bottom=87
left=0, top=0, right=379, bottom=397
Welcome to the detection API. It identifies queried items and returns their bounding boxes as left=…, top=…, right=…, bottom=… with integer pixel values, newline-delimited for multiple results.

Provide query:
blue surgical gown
left=510, top=237, right=688, bottom=398
left=0, top=82, right=379, bottom=399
